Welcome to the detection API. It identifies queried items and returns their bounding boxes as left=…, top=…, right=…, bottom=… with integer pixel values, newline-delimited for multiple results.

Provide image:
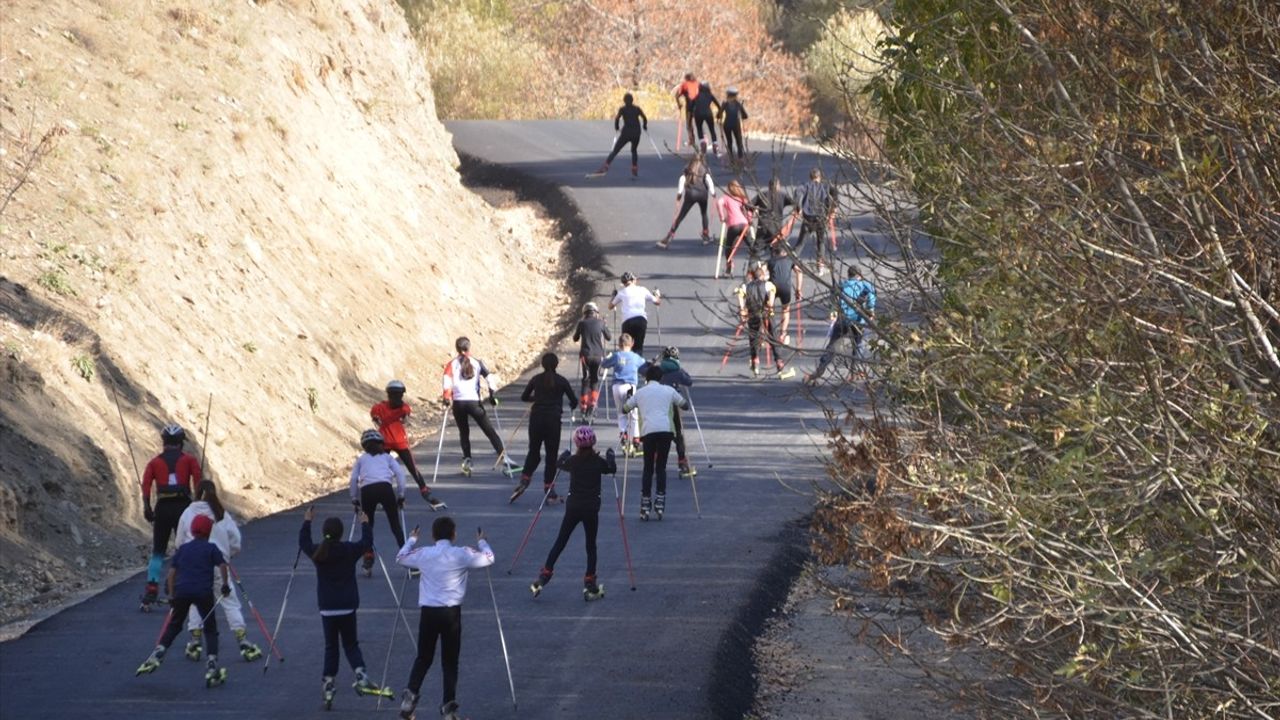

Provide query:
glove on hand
left=221, top=584, right=231, bottom=597
left=143, top=506, right=155, bottom=523
left=397, top=497, right=405, bottom=509
left=605, top=448, right=616, bottom=461
left=557, top=450, right=572, bottom=466
left=488, top=395, right=499, bottom=406
left=439, top=397, right=451, bottom=408
left=352, top=500, right=361, bottom=511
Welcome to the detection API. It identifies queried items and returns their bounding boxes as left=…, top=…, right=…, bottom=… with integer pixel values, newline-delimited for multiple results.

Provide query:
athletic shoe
left=509, top=475, right=531, bottom=504
left=399, top=689, right=418, bottom=719
left=424, top=493, right=447, bottom=511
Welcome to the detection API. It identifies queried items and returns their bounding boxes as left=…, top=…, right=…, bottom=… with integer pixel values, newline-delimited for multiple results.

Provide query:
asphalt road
left=0, top=121, right=845, bottom=719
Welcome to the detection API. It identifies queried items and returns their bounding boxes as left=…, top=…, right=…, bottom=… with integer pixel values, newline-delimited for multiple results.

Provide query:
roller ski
left=639, top=495, right=651, bottom=521
left=678, top=461, right=698, bottom=479
left=135, top=647, right=164, bottom=676
left=500, top=457, right=522, bottom=479
left=361, top=551, right=374, bottom=578
left=353, top=667, right=394, bottom=698
left=586, top=163, right=609, bottom=178
left=583, top=574, right=605, bottom=602
left=530, top=567, right=553, bottom=598
left=423, top=491, right=447, bottom=511
left=654, top=493, right=666, bottom=521
left=509, top=474, right=531, bottom=503
left=236, top=628, right=263, bottom=661
left=184, top=630, right=203, bottom=661
left=460, top=457, right=473, bottom=478
left=323, top=677, right=336, bottom=710
left=204, top=657, right=227, bottom=688
left=139, top=581, right=163, bottom=612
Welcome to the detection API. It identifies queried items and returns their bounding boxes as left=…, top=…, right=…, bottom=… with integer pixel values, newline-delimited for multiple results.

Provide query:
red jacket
left=676, top=79, right=700, bottom=104
left=142, top=450, right=201, bottom=501
left=370, top=401, right=412, bottom=450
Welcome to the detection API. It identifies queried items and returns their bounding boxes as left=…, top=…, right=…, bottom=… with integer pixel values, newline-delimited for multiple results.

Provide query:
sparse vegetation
left=71, top=353, right=95, bottom=382
left=241, top=341, right=257, bottom=353
left=37, top=271, right=76, bottom=297
left=306, top=386, right=318, bottom=414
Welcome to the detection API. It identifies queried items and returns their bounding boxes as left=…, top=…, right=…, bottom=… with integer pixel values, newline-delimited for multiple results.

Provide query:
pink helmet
left=572, top=426, right=597, bottom=449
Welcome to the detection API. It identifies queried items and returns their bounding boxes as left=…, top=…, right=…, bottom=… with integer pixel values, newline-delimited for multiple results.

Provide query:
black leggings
left=360, top=482, right=405, bottom=551
left=694, top=113, right=717, bottom=143
left=672, top=408, right=687, bottom=462
left=724, top=123, right=744, bottom=158
left=161, top=593, right=218, bottom=656
left=452, top=401, right=503, bottom=459
left=391, top=448, right=424, bottom=487
left=795, top=214, right=829, bottom=265
left=813, top=319, right=863, bottom=380
left=748, top=316, right=780, bottom=365
left=407, top=606, right=462, bottom=705
left=621, top=316, right=649, bottom=358
left=151, top=496, right=190, bottom=555
left=641, top=432, right=675, bottom=496
left=522, top=416, right=561, bottom=487
left=321, top=611, right=366, bottom=678
left=606, top=132, right=640, bottom=166
left=543, top=496, right=600, bottom=576
left=669, top=187, right=710, bottom=236
left=580, top=356, right=602, bottom=398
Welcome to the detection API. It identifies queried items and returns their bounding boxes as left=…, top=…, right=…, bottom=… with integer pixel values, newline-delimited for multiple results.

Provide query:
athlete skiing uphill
left=660, top=154, right=717, bottom=248
left=529, top=427, right=616, bottom=601
left=717, top=87, right=750, bottom=159
left=795, top=167, right=839, bottom=276
left=140, top=423, right=201, bottom=610
left=737, top=261, right=785, bottom=377
left=691, top=81, right=723, bottom=155
left=673, top=73, right=700, bottom=149
left=441, top=337, right=515, bottom=478
left=639, top=346, right=697, bottom=478
left=594, top=93, right=649, bottom=177
left=573, top=301, right=611, bottom=421
left=808, top=266, right=876, bottom=385
left=601, top=333, right=645, bottom=457
left=608, top=272, right=661, bottom=357
left=511, top=353, right=577, bottom=505
left=718, top=179, right=755, bottom=276
left=350, top=429, right=409, bottom=577
left=300, top=507, right=390, bottom=707
left=622, top=364, right=690, bottom=520
left=372, top=380, right=444, bottom=508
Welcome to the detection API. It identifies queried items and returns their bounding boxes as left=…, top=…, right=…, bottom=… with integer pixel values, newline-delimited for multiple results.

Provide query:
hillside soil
left=0, top=0, right=568, bottom=629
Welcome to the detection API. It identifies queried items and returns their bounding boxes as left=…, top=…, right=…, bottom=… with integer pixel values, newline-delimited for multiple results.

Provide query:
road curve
left=0, top=120, right=838, bottom=720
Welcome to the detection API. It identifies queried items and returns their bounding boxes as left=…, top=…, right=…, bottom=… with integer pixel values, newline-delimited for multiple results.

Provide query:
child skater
left=351, top=429, right=409, bottom=578
left=135, top=513, right=231, bottom=688
left=529, top=426, right=616, bottom=601
left=300, top=506, right=391, bottom=708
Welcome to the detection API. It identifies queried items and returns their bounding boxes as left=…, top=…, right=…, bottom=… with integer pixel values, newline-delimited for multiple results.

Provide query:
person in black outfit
left=795, top=167, right=838, bottom=275
left=691, top=81, right=722, bottom=155
left=660, top=154, right=716, bottom=247
left=299, top=508, right=387, bottom=705
left=752, top=176, right=796, bottom=255
left=594, top=93, right=649, bottom=177
left=573, top=301, right=611, bottom=420
left=717, top=87, right=749, bottom=159
left=529, top=426, right=616, bottom=601
left=510, top=353, right=578, bottom=504
left=767, top=238, right=797, bottom=344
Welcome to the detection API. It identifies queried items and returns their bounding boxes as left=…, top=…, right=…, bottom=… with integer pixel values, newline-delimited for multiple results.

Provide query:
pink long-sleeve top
left=718, top=194, right=752, bottom=227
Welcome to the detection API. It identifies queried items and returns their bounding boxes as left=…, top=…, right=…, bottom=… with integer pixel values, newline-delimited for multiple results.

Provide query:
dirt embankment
left=0, top=0, right=568, bottom=627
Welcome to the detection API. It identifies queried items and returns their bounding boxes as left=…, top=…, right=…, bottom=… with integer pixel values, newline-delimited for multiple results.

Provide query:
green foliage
left=306, top=386, right=318, bottom=414
left=71, top=353, right=95, bottom=382
left=37, top=270, right=76, bottom=297
left=803, top=8, right=887, bottom=125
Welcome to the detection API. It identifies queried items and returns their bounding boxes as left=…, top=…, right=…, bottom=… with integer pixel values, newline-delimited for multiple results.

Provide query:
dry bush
left=809, top=1, right=1280, bottom=717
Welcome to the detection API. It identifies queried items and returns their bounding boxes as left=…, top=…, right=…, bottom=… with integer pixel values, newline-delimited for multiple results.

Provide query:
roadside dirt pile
left=0, top=0, right=567, bottom=627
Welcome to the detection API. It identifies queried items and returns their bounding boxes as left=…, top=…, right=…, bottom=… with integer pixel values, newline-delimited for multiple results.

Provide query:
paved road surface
left=1, top=121, right=846, bottom=719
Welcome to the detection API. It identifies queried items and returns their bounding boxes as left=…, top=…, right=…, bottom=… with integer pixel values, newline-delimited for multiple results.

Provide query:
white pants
left=612, top=383, right=639, bottom=438
left=187, top=574, right=246, bottom=633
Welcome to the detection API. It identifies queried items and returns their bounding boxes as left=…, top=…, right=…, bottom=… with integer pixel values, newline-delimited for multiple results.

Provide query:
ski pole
left=714, top=223, right=727, bottom=279
left=196, top=594, right=226, bottom=628
left=719, top=321, right=746, bottom=370
left=109, top=380, right=143, bottom=484
left=153, top=606, right=175, bottom=646
left=374, top=545, right=415, bottom=637
left=429, top=408, right=449, bottom=486
left=227, top=562, right=284, bottom=662
left=647, top=131, right=662, bottom=160
left=377, top=560, right=412, bottom=710
left=829, top=213, right=837, bottom=253
left=348, top=508, right=358, bottom=542
left=796, top=270, right=805, bottom=346
left=654, top=295, right=663, bottom=345
left=506, top=469, right=560, bottom=574
left=265, top=545, right=302, bottom=674
left=601, top=369, right=611, bottom=422
left=481, top=528, right=518, bottom=711
left=687, top=390, right=714, bottom=469
left=492, top=404, right=529, bottom=471
left=621, top=440, right=630, bottom=515
left=724, top=224, right=752, bottom=273
left=675, top=109, right=684, bottom=151
left=197, top=393, right=212, bottom=473
left=610, top=469, right=637, bottom=590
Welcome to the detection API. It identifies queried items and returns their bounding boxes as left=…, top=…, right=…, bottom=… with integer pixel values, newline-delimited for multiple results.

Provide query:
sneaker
left=654, top=493, right=666, bottom=520
left=530, top=567, right=553, bottom=597
left=460, top=457, right=472, bottom=477
left=631, top=164, right=638, bottom=177
left=441, top=700, right=461, bottom=720
left=583, top=574, right=605, bottom=602
left=639, top=496, right=651, bottom=521
left=323, top=676, right=336, bottom=709
left=509, top=475, right=531, bottom=504
left=204, top=657, right=227, bottom=688
left=657, top=233, right=672, bottom=249
left=701, top=230, right=712, bottom=245
left=185, top=630, right=203, bottom=661
left=399, top=689, right=419, bottom=720
left=751, top=363, right=760, bottom=378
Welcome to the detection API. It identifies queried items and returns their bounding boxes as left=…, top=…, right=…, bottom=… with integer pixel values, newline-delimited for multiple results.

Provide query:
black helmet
left=161, top=424, right=186, bottom=445
left=360, top=429, right=384, bottom=448
left=621, top=272, right=636, bottom=284
left=662, top=346, right=680, bottom=360
left=386, top=379, right=406, bottom=394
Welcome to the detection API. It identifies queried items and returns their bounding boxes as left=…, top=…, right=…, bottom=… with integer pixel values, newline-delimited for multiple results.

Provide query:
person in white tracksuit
left=622, top=364, right=690, bottom=521
left=175, top=480, right=262, bottom=661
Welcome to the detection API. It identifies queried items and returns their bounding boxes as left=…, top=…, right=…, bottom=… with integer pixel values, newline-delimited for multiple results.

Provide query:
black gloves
left=352, top=500, right=361, bottom=511
left=439, top=397, right=451, bottom=408
left=558, top=450, right=572, bottom=466
left=606, top=448, right=616, bottom=461
left=397, top=497, right=405, bottom=509
left=143, top=505, right=155, bottom=523
left=488, top=394, right=499, bottom=406
left=221, top=584, right=231, bottom=597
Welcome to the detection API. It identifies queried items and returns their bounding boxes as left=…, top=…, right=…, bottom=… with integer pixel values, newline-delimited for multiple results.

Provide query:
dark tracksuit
left=796, top=179, right=837, bottom=266
left=691, top=90, right=722, bottom=146
left=767, top=251, right=796, bottom=308
left=670, top=170, right=713, bottom=237
left=520, top=372, right=577, bottom=487
left=606, top=104, right=648, bottom=167
left=718, top=99, right=749, bottom=158
left=574, top=316, right=611, bottom=403
left=751, top=188, right=797, bottom=255
left=157, top=538, right=225, bottom=657
left=742, top=279, right=780, bottom=365
left=542, top=450, right=617, bottom=577
left=301, top=520, right=373, bottom=678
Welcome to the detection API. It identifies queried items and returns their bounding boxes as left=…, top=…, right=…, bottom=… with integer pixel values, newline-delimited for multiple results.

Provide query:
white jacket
left=176, top=500, right=241, bottom=560
left=622, top=382, right=689, bottom=436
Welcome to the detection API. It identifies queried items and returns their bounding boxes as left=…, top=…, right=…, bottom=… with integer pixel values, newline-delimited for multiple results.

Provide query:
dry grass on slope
left=0, top=0, right=567, bottom=627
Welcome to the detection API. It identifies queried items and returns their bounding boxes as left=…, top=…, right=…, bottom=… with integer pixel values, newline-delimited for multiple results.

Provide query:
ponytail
left=196, top=480, right=225, bottom=522
left=540, top=352, right=558, bottom=389
left=456, top=337, right=475, bottom=380
left=312, top=517, right=344, bottom=563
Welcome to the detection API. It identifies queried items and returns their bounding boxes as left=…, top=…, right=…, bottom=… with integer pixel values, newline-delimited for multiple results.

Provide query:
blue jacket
left=838, top=278, right=876, bottom=324
left=301, top=520, right=372, bottom=612
left=171, top=538, right=225, bottom=598
left=602, top=350, right=644, bottom=386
